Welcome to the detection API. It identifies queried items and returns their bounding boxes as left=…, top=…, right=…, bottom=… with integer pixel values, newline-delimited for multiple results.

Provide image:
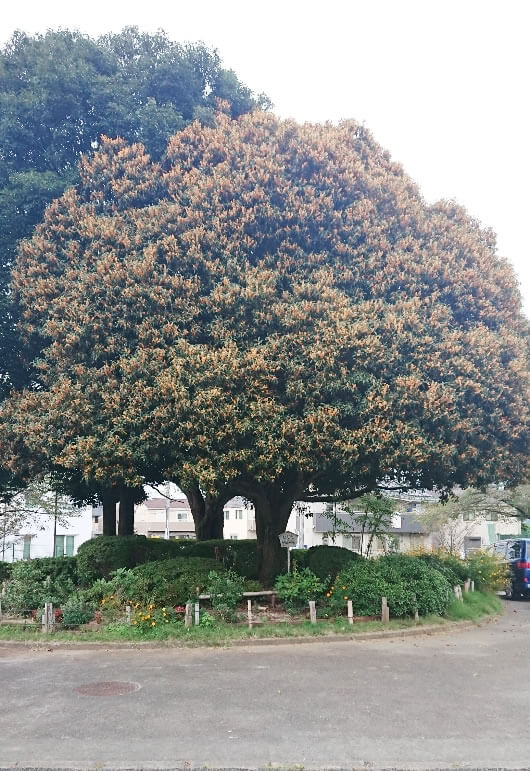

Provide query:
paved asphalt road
left=1, top=598, right=529, bottom=770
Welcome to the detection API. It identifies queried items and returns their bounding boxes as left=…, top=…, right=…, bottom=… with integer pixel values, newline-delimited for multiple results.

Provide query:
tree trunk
left=101, top=488, right=118, bottom=536
left=118, top=487, right=135, bottom=536
left=252, top=487, right=296, bottom=585
left=184, top=483, right=228, bottom=540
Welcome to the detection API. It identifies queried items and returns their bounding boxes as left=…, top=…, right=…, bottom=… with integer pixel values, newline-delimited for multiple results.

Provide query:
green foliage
left=465, top=549, right=509, bottom=591
left=61, top=593, right=95, bottom=626
left=415, top=549, right=471, bottom=585
left=0, top=561, right=13, bottom=581
left=76, top=535, right=183, bottom=584
left=306, top=545, right=362, bottom=584
left=109, top=557, right=224, bottom=606
left=290, top=549, right=309, bottom=570
left=206, top=569, right=245, bottom=621
left=329, top=554, right=452, bottom=618
left=274, top=568, right=325, bottom=613
left=162, top=538, right=261, bottom=579
left=3, top=557, right=77, bottom=611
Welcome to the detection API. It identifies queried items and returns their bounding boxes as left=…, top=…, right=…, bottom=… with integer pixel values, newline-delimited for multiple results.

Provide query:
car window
left=507, top=541, right=522, bottom=560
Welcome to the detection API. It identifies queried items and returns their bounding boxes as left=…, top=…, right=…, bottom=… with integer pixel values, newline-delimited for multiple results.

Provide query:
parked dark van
left=493, top=539, right=530, bottom=599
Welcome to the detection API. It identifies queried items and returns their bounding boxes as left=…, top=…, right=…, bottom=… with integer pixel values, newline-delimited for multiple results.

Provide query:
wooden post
left=464, top=579, right=471, bottom=593
left=42, top=602, right=54, bottom=633
left=413, top=594, right=419, bottom=622
left=309, top=600, right=317, bottom=624
left=194, top=601, right=200, bottom=626
left=185, top=602, right=192, bottom=628
left=125, top=605, right=131, bottom=624
left=381, top=596, right=389, bottom=623
left=347, top=599, right=354, bottom=625
left=471, top=580, right=475, bottom=592
left=247, top=599, right=253, bottom=628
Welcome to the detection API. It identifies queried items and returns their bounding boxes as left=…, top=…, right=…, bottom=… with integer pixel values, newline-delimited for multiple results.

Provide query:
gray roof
left=314, top=511, right=429, bottom=535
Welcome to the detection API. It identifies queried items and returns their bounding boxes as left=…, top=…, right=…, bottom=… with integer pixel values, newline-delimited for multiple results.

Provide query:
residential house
left=1, top=506, right=93, bottom=562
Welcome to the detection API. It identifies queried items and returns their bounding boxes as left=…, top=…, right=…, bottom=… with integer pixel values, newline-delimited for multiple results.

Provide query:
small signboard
left=278, top=531, right=298, bottom=547
left=279, top=531, right=298, bottom=572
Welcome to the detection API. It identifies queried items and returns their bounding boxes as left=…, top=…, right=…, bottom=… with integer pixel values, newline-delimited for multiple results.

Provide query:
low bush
left=465, top=549, right=509, bottom=591
left=415, top=549, right=471, bottom=586
left=3, top=558, right=77, bottom=611
left=91, top=557, right=225, bottom=608
left=328, top=554, right=453, bottom=618
left=274, top=567, right=325, bottom=613
left=61, top=593, right=96, bottom=627
left=206, top=569, right=245, bottom=621
left=306, top=545, right=362, bottom=584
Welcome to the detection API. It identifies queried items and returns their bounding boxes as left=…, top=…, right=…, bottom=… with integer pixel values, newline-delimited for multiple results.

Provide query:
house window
left=484, top=513, right=498, bottom=521
left=464, top=536, right=482, bottom=555
left=94, top=515, right=99, bottom=524
left=462, top=512, right=476, bottom=521
left=235, top=510, right=243, bottom=520
left=55, top=535, right=74, bottom=557
left=224, top=510, right=230, bottom=520
left=343, top=535, right=353, bottom=550
left=352, top=535, right=361, bottom=552
left=177, top=512, right=188, bottom=521
left=23, top=535, right=32, bottom=560
left=230, top=535, right=238, bottom=540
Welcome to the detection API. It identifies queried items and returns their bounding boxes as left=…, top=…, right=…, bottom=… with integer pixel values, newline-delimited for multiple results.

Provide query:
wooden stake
left=347, top=599, right=354, bottom=625
left=381, top=596, right=389, bottom=623
left=194, top=601, right=200, bottom=626
left=247, top=599, right=253, bottom=628
left=185, top=602, right=192, bottom=628
left=125, top=605, right=131, bottom=624
left=309, top=600, right=316, bottom=624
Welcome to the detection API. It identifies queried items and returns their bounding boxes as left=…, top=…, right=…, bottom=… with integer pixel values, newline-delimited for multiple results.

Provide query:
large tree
left=0, top=27, right=267, bottom=503
left=2, top=113, right=528, bottom=581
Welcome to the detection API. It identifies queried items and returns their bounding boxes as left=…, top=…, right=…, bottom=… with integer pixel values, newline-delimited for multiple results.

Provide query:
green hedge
left=77, top=536, right=263, bottom=585
left=76, top=536, right=183, bottom=585
left=306, top=545, right=362, bottom=583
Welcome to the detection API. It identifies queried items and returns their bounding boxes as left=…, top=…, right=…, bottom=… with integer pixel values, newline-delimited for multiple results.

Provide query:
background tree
left=2, top=113, right=529, bottom=582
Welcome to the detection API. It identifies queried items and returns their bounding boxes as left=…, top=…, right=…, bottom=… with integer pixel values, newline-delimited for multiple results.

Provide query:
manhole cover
left=74, top=680, right=141, bottom=696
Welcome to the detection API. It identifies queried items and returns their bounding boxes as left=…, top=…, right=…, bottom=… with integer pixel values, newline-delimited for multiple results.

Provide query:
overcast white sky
left=2, top=0, right=529, bottom=316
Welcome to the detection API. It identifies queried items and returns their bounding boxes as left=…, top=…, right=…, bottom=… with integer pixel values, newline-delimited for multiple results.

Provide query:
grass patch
left=445, top=590, right=503, bottom=621
left=0, top=591, right=503, bottom=646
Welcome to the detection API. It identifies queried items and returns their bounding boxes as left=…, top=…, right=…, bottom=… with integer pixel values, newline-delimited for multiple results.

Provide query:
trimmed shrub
left=3, top=557, right=77, bottom=611
left=76, top=536, right=262, bottom=584
left=61, top=593, right=96, bottom=626
left=290, top=549, right=309, bottom=570
left=76, top=535, right=183, bottom=585
left=306, top=545, right=362, bottom=584
left=415, top=550, right=469, bottom=587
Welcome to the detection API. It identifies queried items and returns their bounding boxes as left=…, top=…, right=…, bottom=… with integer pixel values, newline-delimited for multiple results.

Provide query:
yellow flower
left=342, top=586, right=346, bottom=590
left=344, top=596, right=348, bottom=600
left=162, top=607, right=166, bottom=611
left=151, top=622, right=156, bottom=626
left=326, top=592, right=330, bottom=598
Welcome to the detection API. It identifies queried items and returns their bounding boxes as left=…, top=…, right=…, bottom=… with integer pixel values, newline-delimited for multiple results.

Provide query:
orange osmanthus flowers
left=1, top=112, right=528, bottom=581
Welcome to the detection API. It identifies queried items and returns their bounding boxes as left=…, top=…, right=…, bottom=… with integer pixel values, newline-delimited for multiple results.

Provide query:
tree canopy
left=0, top=26, right=267, bottom=399
left=2, top=111, right=529, bottom=581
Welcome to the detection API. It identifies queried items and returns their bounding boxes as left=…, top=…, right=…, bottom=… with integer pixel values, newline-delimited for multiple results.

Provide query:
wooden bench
left=198, top=590, right=277, bottom=607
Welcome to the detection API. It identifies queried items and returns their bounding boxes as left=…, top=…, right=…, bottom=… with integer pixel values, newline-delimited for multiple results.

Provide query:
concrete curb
left=0, top=616, right=496, bottom=652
